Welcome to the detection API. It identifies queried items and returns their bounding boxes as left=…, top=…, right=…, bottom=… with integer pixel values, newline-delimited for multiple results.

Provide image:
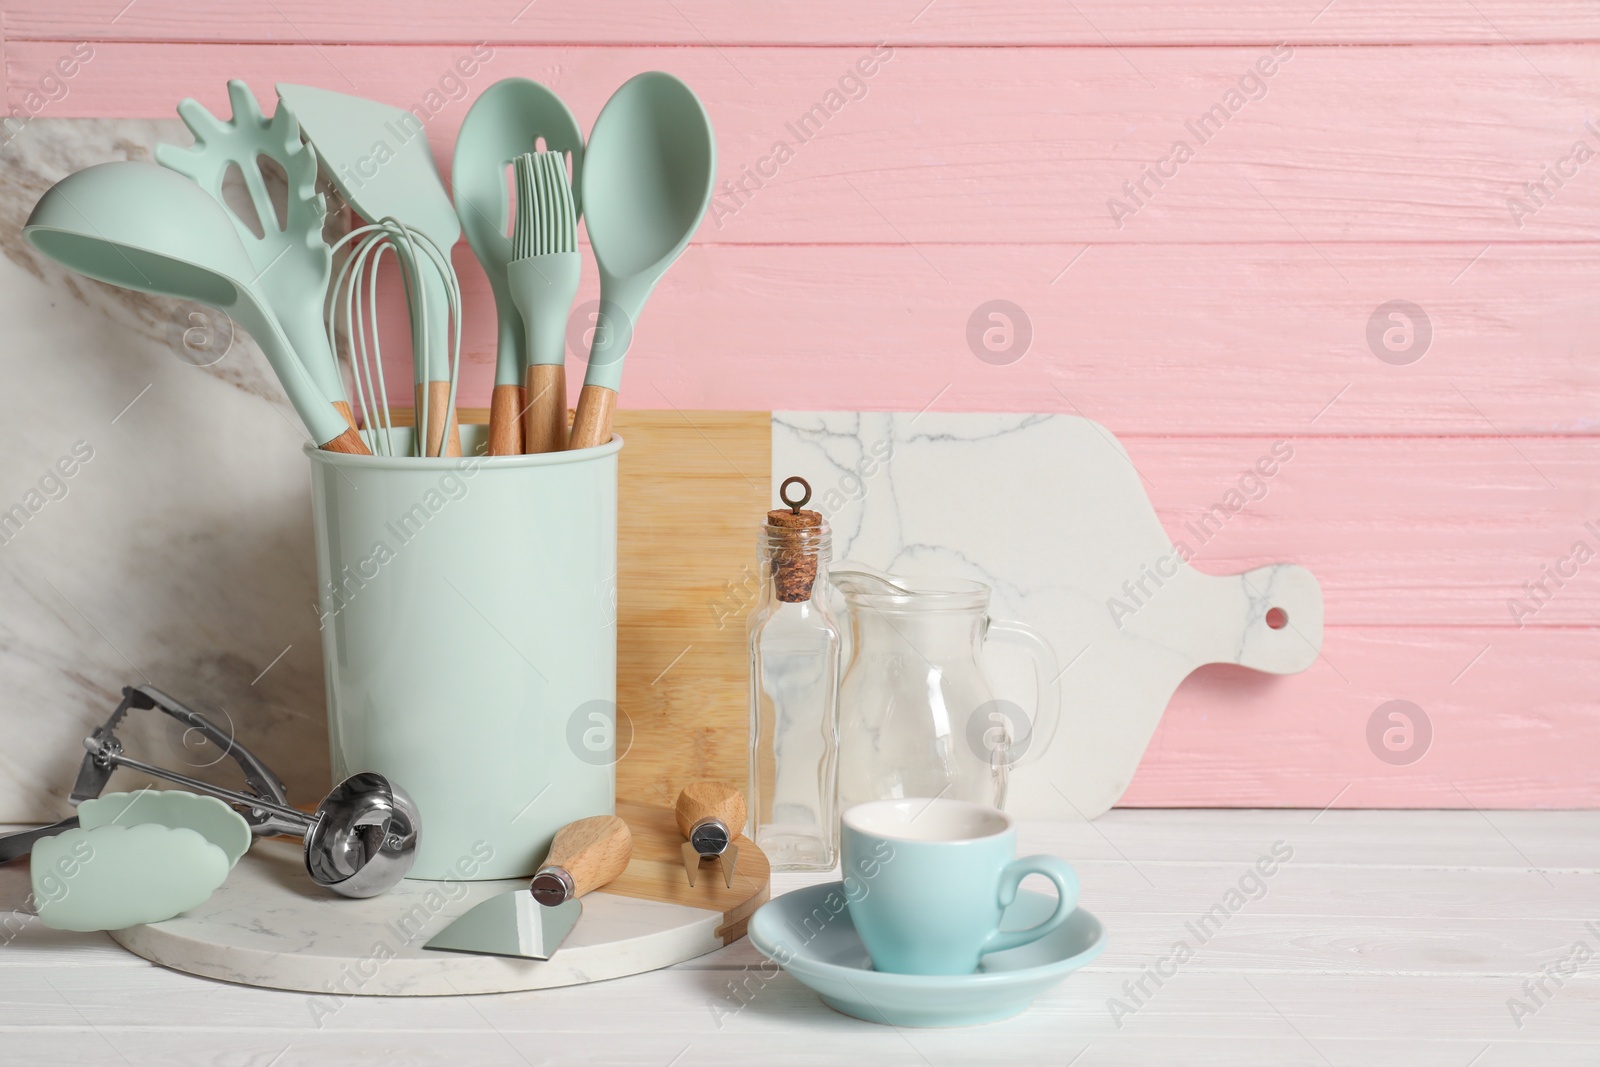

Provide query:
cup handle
left=983, top=617, right=1062, bottom=766
left=982, top=855, right=1079, bottom=956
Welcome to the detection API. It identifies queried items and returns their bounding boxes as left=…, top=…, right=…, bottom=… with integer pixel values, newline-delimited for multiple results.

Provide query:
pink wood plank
left=1121, top=625, right=1600, bottom=808
left=1134, top=435, right=1600, bottom=628
left=10, top=42, right=1600, bottom=243
left=384, top=242, right=1594, bottom=437
left=8, top=1, right=1598, bottom=45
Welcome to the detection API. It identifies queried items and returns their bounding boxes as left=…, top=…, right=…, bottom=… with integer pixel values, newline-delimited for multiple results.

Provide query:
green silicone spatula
left=452, top=77, right=584, bottom=455
left=156, top=80, right=351, bottom=431
left=24, top=161, right=366, bottom=453
left=568, top=72, right=715, bottom=450
left=277, top=82, right=462, bottom=455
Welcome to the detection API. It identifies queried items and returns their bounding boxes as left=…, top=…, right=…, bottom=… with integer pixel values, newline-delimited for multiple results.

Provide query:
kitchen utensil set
left=27, top=74, right=712, bottom=457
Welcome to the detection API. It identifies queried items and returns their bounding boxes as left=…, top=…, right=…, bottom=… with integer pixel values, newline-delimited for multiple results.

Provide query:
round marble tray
left=111, top=838, right=729, bottom=995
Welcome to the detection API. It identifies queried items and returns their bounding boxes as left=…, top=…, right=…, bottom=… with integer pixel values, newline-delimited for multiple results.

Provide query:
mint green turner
left=567, top=72, right=715, bottom=450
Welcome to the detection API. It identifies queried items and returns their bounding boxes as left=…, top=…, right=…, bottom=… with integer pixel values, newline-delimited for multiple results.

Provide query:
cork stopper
left=767, top=476, right=825, bottom=603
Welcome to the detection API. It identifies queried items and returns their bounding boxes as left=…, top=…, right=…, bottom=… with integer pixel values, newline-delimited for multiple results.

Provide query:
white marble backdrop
left=0, top=120, right=331, bottom=819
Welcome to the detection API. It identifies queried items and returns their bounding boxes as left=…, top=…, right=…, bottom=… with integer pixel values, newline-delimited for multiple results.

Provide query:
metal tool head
left=71, top=686, right=289, bottom=821
left=680, top=839, right=739, bottom=889
left=304, top=772, right=420, bottom=898
left=423, top=889, right=581, bottom=960
left=688, top=819, right=731, bottom=857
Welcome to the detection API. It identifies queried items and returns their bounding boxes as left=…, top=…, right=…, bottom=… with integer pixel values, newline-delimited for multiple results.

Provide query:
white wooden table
left=2, top=810, right=1595, bottom=1065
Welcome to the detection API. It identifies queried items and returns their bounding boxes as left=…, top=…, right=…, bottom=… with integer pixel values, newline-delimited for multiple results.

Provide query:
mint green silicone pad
left=78, top=790, right=252, bottom=867
left=33, top=824, right=230, bottom=932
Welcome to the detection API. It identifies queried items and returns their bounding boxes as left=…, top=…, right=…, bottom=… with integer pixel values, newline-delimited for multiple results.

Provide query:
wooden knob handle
left=674, top=782, right=747, bottom=839
left=541, top=815, right=632, bottom=899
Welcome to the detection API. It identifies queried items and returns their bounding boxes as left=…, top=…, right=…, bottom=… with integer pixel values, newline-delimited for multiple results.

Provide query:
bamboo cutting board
left=110, top=800, right=770, bottom=995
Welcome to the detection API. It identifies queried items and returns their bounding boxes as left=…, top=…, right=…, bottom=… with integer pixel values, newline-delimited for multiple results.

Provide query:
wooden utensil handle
left=320, top=427, right=370, bottom=455
left=543, top=815, right=633, bottom=899
left=568, top=384, right=616, bottom=450
left=487, top=383, right=525, bottom=456
left=332, top=400, right=358, bottom=433
left=415, top=381, right=462, bottom=457
left=524, top=364, right=568, bottom=454
left=674, top=782, right=747, bottom=839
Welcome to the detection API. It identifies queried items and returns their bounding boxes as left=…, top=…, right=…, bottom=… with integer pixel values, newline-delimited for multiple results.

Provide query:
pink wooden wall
left=7, top=2, right=1597, bottom=807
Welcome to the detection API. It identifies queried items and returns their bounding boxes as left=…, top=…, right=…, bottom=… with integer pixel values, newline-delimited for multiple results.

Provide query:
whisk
left=326, top=219, right=464, bottom=458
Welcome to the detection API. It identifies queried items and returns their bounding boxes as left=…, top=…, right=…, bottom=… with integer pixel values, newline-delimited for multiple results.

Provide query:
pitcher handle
left=982, top=617, right=1061, bottom=769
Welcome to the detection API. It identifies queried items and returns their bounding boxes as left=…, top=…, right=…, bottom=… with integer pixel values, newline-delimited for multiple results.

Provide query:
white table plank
left=0, top=810, right=1596, bottom=1065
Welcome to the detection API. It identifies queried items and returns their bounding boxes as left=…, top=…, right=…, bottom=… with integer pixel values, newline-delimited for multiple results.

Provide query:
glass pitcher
left=835, top=572, right=1060, bottom=811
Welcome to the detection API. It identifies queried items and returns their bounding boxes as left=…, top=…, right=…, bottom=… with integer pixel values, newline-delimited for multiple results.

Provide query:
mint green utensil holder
left=306, top=425, right=621, bottom=880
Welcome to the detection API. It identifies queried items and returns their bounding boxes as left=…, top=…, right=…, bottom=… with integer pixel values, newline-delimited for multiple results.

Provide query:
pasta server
left=156, top=80, right=352, bottom=430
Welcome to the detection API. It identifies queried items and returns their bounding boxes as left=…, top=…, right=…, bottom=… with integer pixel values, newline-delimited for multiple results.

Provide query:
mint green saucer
left=748, top=882, right=1106, bottom=1027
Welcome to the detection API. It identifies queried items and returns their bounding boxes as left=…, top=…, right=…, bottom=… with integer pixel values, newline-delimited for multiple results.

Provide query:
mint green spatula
left=568, top=72, right=715, bottom=450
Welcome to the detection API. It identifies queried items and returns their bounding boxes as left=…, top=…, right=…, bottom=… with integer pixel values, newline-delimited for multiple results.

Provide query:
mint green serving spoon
left=568, top=72, right=715, bottom=450
left=24, top=161, right=365, bottom=453
left=453, top=77, right=584, bottom=455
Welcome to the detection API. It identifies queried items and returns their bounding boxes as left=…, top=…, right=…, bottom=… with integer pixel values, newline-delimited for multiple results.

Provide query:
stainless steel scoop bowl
left=304, top=772, right=420, bottom=898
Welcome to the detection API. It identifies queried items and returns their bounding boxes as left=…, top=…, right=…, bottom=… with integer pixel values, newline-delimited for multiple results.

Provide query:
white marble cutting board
left=773, top=412, right=1324, bottom=820
left=111, top=838, right=727, bottom=997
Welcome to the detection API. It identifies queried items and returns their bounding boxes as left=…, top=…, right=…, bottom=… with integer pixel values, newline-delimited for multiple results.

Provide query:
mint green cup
left=841, top=799, right=1079, bottom=975
left=306, top=426, right=621, bottom=880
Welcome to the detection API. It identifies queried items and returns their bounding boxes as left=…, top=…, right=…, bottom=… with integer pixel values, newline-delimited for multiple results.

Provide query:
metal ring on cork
left=768, top=476, right=824, bottom=602
left=780, top=475, right=811, bottom=513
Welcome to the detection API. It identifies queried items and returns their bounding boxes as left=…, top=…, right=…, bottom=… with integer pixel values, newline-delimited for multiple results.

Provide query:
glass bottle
left=747, top=484, right=841, bottom=870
